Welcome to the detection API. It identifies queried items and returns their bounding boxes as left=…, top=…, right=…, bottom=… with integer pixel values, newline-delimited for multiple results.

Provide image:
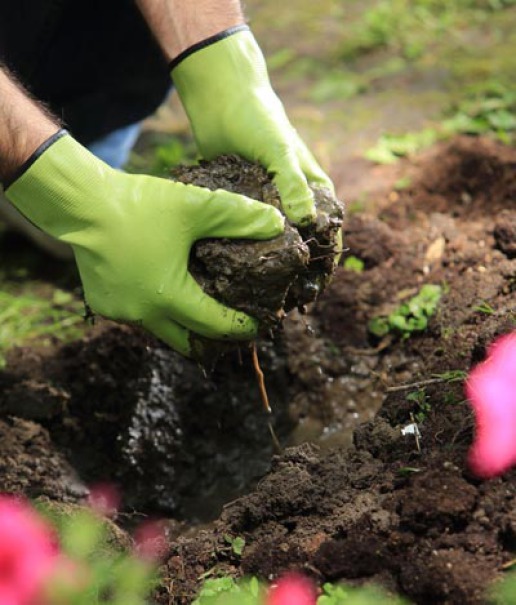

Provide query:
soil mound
left=156, top=137, right=516, bottom=604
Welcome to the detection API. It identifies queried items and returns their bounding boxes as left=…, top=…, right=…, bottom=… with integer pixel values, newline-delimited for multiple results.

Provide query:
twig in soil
left=410, top=413, right=421, bottom=453
left=386, top=377, right=448, bottom=392
left=251, top=342, right=271, bottom=414
left=268, top=421, right=283, bottom=454
left=501, top=558, right=516, bottom=571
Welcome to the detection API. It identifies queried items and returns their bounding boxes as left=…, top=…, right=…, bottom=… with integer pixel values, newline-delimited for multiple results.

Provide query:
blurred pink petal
left=0, top=495, right=58, bottom=605
left=45, top=555, right=92, bottom=604
left=266, top=573, right=316, bottom=605
left=467, top=332, right=516, bottom=477
left=134, top=519, right=167, bottom=561
left=87, top=483, right=121, bottom=518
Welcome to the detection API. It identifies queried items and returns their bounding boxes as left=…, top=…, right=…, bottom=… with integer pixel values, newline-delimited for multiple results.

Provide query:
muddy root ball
left=172, top=155, right=344, bottom=352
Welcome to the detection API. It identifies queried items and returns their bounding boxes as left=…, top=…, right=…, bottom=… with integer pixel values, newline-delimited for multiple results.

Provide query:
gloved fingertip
left=275, top=179, right=316, bottom=226
left=266, top=206, right=286, bottom=236
left=285, top=201, right=317, bottom=226
left=228, top=312, right=260, bottom=340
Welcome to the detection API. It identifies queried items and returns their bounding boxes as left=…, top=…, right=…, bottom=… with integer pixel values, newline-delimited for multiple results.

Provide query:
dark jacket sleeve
left=0, top=0, right=171, bottom=145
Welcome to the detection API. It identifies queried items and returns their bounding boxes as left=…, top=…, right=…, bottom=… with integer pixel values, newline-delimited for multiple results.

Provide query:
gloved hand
left=4, top=131, right=284, bottom=357
left=171, top=26, right=335, bottom=227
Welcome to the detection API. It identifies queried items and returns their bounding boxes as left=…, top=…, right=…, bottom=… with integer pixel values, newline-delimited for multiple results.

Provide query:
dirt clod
left=173, top=156, right=344, bottom=327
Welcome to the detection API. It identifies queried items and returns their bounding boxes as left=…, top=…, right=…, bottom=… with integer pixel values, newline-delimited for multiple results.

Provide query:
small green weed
left=343, top=256, right=365, bottom=273
left=193, top=577, right=263, bottom=605
left=432, top=370, right=468, bottom=383
left=319, top=583, right=408, bottom=604
left=397, top=467, right=423, bottom=476
left=368, top=284, right=442, bottom=339
left=193, top=577, right=408, bottom=604
left=394, top=177, right=412, bottom=191
left=365, top=129, right=440, bottom=164
left=223, top=534, right=246, bottom=557
left=473, top=301, right=496, bottom=315
left=443, top=390, right=466, bottom=405
left=407, top=388, right=432, bottom=422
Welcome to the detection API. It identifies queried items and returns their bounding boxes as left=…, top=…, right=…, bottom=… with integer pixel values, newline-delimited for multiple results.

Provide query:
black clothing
left=0, top=0, right=171, bottom=145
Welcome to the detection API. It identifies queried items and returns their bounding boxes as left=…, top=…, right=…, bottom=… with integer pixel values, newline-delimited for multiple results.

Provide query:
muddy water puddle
left=282, top=312, right=385, bottom=451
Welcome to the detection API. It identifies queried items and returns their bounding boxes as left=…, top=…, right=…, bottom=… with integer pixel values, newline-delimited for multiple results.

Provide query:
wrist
left=169, top=24, right=250, bottom=71
left=0, top=124, right=60, bottom=187
left=136, top=0, right=245, bottom=62
left=0, top=68, right=61, bottom=186
left=2, top=129, right=67, bottom=190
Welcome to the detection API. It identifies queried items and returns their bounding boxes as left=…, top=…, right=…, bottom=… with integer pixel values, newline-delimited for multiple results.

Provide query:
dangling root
left=251, top=342, right=271, bottom=414
left=251, top=342, right=282, bottom=453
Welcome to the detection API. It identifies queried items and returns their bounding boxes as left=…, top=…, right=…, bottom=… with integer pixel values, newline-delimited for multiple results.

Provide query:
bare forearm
left=0, top=68, right=59, bottom=184
left=135, top=0, right=245, bottom=60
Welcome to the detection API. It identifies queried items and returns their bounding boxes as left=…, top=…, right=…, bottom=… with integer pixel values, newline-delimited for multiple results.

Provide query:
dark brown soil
left=0, top=326, right=296, bottom=519
left=0, top=136, right=515, bottom=604
left=155, top=137, right=515, bottom=604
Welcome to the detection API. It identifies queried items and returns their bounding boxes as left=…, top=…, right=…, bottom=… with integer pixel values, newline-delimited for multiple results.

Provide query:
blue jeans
left=87, top=122, right=142, bottom=169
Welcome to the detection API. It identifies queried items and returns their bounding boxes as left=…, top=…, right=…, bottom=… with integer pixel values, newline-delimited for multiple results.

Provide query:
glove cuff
left=2, top=129, right=68, bottom=190
left=169, top=24, right=250, bottom=72
left=5, top=133, right=120, bottom=244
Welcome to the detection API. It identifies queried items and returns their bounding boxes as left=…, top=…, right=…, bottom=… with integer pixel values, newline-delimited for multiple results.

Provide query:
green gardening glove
left=4, top=131, right=284, bottom=357
left=171, top=25, right=335, bottom=227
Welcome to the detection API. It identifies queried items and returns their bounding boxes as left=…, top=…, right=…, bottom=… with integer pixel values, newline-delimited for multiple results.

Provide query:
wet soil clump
left=173, top=156, right=344, bottom=327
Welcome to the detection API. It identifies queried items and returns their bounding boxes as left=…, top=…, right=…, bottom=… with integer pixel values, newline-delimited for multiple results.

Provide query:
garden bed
left=0, top=136, right=515, bottom=604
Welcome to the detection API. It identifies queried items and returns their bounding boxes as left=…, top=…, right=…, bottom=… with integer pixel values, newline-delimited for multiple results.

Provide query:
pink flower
left=266, top=573, right=316, bottom=605
left=133, top=519, right=167, bottom=562
left=467, top=331, right=516, bottom=477
left=0, top=495, right=58, bottom=605
left=87, top=483, right=120, bottom=518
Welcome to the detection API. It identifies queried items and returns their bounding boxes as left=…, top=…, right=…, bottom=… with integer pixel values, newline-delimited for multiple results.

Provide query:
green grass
left=365, top=81, right=516, bottom=163
left=338, top=0, right=516, bottom=62
left=0, top=286, right=85, bottom=368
